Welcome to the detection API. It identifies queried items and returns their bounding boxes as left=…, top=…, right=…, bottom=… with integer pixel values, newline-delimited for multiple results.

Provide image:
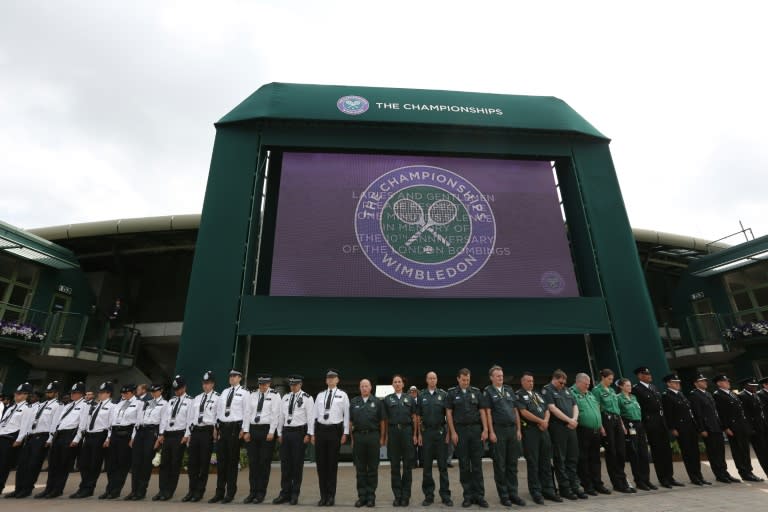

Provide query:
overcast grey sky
left=1, top=0, right=765, bottom=242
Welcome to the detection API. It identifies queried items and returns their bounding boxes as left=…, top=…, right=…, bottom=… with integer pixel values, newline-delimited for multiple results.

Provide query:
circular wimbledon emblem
left=540, top=271, right=566, bottom=295
left=355, top=165, right=496, bottom=289
left=337, top=95, right=369, bottom=115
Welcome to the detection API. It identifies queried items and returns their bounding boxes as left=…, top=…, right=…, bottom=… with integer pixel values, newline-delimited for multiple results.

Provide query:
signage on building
left=690, top=291, right=705, bottom=301
left=57, top=284, right=73, bottom=295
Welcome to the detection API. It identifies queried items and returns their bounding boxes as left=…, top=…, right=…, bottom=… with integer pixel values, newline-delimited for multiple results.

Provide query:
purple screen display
left=269, top=152, right=579, bottom=298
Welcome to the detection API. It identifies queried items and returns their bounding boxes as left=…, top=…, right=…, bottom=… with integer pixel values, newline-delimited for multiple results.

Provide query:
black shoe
left=152, top=494, right=164, bottom=501
left=691, top=480, right=704, bottom=486
left=585, top=489, right=598, bottom=496
left=462, top=498, right=473, bottom=507
left=646, top=482, right=658, bottom=490
left=575, top=491, right=588, bottom=499
left=660, top=482, right=673, bottom=489
left=34, top=491, right=49, bottom=499
left=327, top=497, right=336, bottom=506
left=701, top=480, right=712, bottom=485
left=510, top=495, right=526, bottom=506
left=273, top=495, right=289, bottom=504
left=182, top=494, right=194, bottom=502
left=222, top=495, right=234, bottom=503
left=132, top=494, right=145, bottom=500
left=367, top=498, right=375, bottom=507
left=209, top=494, right=224, bottom=503
left=159, top=495, right=171, bottom=501
left=532, top=495, right=544, bottom=505
left=595, top=486, right=612, bottom=495
left=13, top=491, right=31, bottom=499
left=98, top=492, right=111, bottom=500
left=423, top=496, right=434, bottom=506
left=255, top=495, right=265, bottom=503
left=190, top=495, right=202, bottom=502
left=501, top=498, right=513, bottom=506
left=716, top=477, right=732, bottom=484
left=616, top=486, right=634, bottom=493
left=745, top=474, right=764, bottom=482
left=636, top=482, right=651, bottom=491
left=290, top=496, right=299, bottom=505
left=45, top=491, right=63, bottom=499
left=542, top=493, right=562, bottom=503
left=244, top=494, right=255, bottom=504
left=70, top=491, right=92, bottom=499
left=728, top=475, right=741, bottom=483
left=670, top=479, right=685, bottom=487
left=476, top=498, right=489, bottom=508
left=4, top=492, right=18, bottom=499
left=355, top=499, right=366, bottom=507
left=560, top=492, right=577, bottom=501
left=123, top=493, right=135, bottom=500
left=393, top=498, right=401, bottom=507
left=442, top=497, right=454, bottom=506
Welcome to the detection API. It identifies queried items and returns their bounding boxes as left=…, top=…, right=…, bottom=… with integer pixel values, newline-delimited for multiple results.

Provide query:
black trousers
left=315, top=423, right=343, bottom=501
left=187, top=426, right=215, bottom=498
left=14, top=433, right=50, bottom=494
left=728, top=429, right=754, bottom=477
left=106, top=428, right=133, bottom=495
left=77, top=431, right=108, bottom=494
left=601, top=414, right=628, bottom=488
left=702, top=431, right=728, bottom=479
left=0, top=433, right=20, bottom=492
left=749, top=430, right=768, bottom=475
left=279, top=427, right=307, bottom=498
left=246, top=425, right=275, bottom=497
left=130, top=426, right=158, bottom=496
left=576, top=426, right=603, bottom=491
left=675, top=426, right=703, bottom=481
left=643, top=415, right=673, bottom=484
left=623, top=419, right=651, bottom=485
left=159, top=430, right=186, bottom=497
left=421, top=426, right=450, bottom=500
left=44, top=428, right=79, bottom=494
left=215, top=421, right=242, bottom=497
left=455, top=423, right=485, bottom=500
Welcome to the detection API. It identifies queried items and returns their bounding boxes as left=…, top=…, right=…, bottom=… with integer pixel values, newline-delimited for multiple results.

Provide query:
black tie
left=0, top=404, right=16, bottom=424
left=57, top=401, right=77, bottom=430
left=225, top=387, right=235, bottom=416
left=198, top=393, right=208, bottom=424
left=288, top=393, right=296, bottom=416
left=256, top=392, right=265, bottom=419
left=325, top=389, right=333, bottom=410
left=89, top=401, right=103, bottom=431
left=171, top=397, right=182, bottom=421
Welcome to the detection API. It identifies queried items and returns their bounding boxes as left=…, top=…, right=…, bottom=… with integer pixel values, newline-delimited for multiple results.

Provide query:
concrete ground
left=2, top=455, right=767, bottom=511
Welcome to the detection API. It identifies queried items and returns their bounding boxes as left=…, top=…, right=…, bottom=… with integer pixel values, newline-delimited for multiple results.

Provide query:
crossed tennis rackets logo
left=392, top=198, right=457, bottom=247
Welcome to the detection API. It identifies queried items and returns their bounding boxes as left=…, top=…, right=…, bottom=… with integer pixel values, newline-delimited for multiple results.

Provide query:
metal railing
left=0, top=301, right=139, bottom=366
left=662, top=314, right=732, bottom=359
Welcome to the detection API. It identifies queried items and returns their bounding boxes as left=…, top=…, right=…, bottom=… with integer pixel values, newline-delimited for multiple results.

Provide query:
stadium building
left=2, top=83, right=767, bottom=395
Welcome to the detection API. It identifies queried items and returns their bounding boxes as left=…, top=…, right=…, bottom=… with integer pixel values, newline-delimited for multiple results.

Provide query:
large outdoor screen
left=268, top=152, right=578, bottom=298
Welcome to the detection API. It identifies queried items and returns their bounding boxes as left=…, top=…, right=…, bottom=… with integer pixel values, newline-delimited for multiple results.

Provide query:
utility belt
left=354, top=429, right=379, bottom=435
left=493, top=422, right=516, bottom=428
left=84, top=430, right=108, bottom=438
left=192, top=424, right=215, bottom=432
left=218, top=420, right=242, bottom=429
left=602, top=413, right=620, bottom=422
left=282, top=425, right=307, bottom=433
left=315, top=422, right=343, bottom=431
left=421, top=423, right=445, bottom=431
left=54, top=427, right=78, bottom=437
left=28, top=432, right=49, bottom=439
left=112, top=425, right=134, bottom=433
left=454, top=421, right=481, bottom=427
left=249, top=424, right=270, bottom=430
left=0, top=431, right=19, bottom=441
left=388, top=423, right=412, bottom=429
left=138, top=424, right=160, bottom=432
left=164, top=430, right=185, bottom=437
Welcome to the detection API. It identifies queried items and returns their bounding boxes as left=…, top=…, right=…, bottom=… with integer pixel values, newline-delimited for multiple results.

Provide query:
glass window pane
left=754, top=287, right=768, bottom=308
left=15, top=262, right=37, bottom=285
left=8, top=285, right=30, bottom=307
left=724, top=270, right=747, bottom=292
left=0, top=254, right=16, bottom=280
left=744, top=261, right=768, bottom=287
left=0, top=281, right=8, bottom=303
left=732, top=292, right=754, bottom=311
left=1, top=308, right=21, bottom=322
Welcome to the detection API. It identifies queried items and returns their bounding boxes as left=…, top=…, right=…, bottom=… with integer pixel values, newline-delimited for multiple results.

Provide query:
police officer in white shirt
left=11, top=381, right=62, bottom=498
left=71, top=381, right=114, bottom=499
left=243, top=373, right=281, bottom=503
left=0, top=382, right=34, bottom=495
left=273, top=374, right=314, bottom=505
left=182, top=370, right=219, bottom=502
left=39, top=382, right=86, bottom=499
left=211, top=369, right=247, bottom=503
left=126, top=383, right=165, bottom=500
left=154, top=375, right=192, bottom=501
left=311, top=368, right=350, bottom=507
left=101, top=383, right=139, bottom=499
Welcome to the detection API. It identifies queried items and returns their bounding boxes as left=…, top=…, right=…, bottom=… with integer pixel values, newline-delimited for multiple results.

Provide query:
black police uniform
left=274, top=378, right=313, bottom=505
left=417, top=388, right=451, bottom=504
left=129, top=386, right=165, bottom=500
left=13, top=384, right=61, bottom=497
left=737, top=384, right=768, bottom=476
left=632, top=381, right=675, bottom=486
left=689, top=383, right=731, bottom=481
left=383, top=392, right=416, bottom=505
left=350, top=394, right=384, bottom=505
left=43, top=384, right=86, bottom=497
left=484, top=384, right=522, bottom=504
left=661, top=385, right=705, bottom=483
left=541, top=382, right=581, bottom=497
left=185, top=376, right=218, bottom=502
left=515, top=388, right=557, bottom=500
left=446, top=385, right=487, bottom=504
left=713, top=381, right=758, bottom=480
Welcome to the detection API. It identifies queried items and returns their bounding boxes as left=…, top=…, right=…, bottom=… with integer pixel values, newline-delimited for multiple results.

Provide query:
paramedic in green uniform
left=572, top=373, right=611, bottom=496
left=382, top=374, right=417, bottom=507
left=446, top=368, right=490, bottom=508
left=542, top=369, right=587, bottom=500
left=483, top=365, right=525, bottom=507
left=592, top=369, right=634, bottom=493
left=516, top=371, right=561, bottom=504
left=350, top=379, right=385, bottom=508
left=617, top=378, right=654, bottom=490
left=417, top=371, right=452, bottom=507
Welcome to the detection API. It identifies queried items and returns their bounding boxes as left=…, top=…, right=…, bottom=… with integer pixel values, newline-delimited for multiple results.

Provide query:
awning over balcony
left=0, top=220, right=80, bottom=270
left=689, top=233, right=768, bottom=277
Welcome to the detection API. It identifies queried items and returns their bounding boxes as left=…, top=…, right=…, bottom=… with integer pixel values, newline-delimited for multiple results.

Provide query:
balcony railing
left=0, top=301, right=139, bottom=367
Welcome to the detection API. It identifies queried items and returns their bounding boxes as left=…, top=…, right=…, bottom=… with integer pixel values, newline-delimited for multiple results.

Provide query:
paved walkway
left=2, top=455, right=767, bottom=511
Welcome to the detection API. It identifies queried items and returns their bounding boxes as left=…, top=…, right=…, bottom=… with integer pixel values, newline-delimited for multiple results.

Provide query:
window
left=723, top=260, right=768, bottom=325
left=732, top=292, right=753, bottom=311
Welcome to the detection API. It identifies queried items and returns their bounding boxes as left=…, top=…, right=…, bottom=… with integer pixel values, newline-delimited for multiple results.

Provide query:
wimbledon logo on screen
left=355, top=166, right=496, bottom=289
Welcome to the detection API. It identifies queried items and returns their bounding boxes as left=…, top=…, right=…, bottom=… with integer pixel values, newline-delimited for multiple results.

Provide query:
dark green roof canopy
left=218, top=82, right=608, bottom=140
left=0, top=220, right=79, bottom=270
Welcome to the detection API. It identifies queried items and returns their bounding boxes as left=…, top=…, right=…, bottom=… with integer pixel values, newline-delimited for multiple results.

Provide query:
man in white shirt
left=102, top=383, right=139, bottom=499
left=0, top=382, right=33, bottom=495
left=127, top=383, right=165, bottom=500
left=39, top=382, right=86, bottom=499
left=311, top=369, right=350, bottom=507
left=243, top=373, right=281, bottom=504
left=11, top=381, right=62, bottom=498
left=210, top=369, right=247, bottom=503
left=273, top=374, right=314, bottom=505
left=154, top=375, right=192, bottom=501
left=183, top=370, right=219, bottom=502
left=71, top=381, right=115, bottom=499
